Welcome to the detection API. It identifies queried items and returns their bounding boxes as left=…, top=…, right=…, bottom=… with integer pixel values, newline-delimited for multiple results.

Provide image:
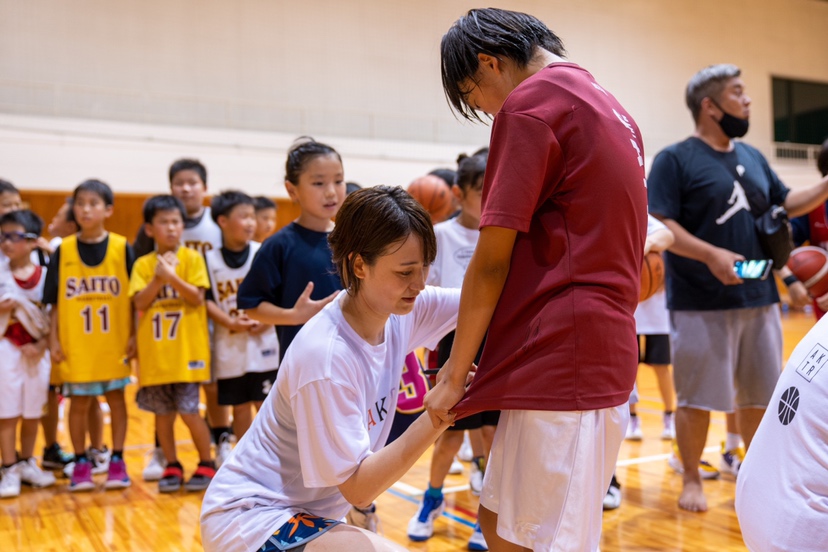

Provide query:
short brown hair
left=329, top=185, right=436, bottom=295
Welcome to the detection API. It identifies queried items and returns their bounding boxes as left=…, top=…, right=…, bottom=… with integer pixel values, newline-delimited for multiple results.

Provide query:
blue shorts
left=63, top=377, right=131, bottom=397
left=259, top=514, right=341, bottom=551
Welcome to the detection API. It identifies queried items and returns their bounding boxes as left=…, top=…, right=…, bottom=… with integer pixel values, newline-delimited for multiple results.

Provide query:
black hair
left=0, top=209, right=43, bottom=236
left=685, top=64, right=741, bottom=122
left=0, top=178, right=19, bottom=196
left=455, top=150, right=488, bottom=191
left=345, top=182, right=363, bottom=196
left=143, top=194, right=187, bottom=224
left=73, top=179, right=114, bottom=206
left=211, top=190, right=256, bottom=222
left=285, top=136, right=342, bottom=184
left=253, top=196, right=277, bottom=212
left=329, top=186, right=436, bottom=295
left=818, top=139, right=828, bottom=178
left=428, top=169, right=457, bottom=188
left=169, top=158, right=207, bottom=185
left=441, top=8, right=566, bottom=122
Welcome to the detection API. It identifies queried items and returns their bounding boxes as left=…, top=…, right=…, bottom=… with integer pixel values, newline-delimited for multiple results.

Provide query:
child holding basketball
left=407, top=149, right=494, bottom=551
left=238, top=137, right=344, bottom=359
left=45, top=179, right=135, bottom=492
left=201, top=185, right=461, bottom=552
left=0, top=209, right=56, bottom=498
left=205, top=191, right=280, bottom=439
left=130, top=195, right=215, bottom=493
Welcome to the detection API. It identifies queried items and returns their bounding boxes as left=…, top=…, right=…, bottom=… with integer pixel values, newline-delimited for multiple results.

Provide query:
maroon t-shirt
left=454, top=63, right=648, bottom=416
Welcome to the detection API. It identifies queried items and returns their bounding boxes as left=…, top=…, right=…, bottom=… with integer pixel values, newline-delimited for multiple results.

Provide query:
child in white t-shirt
left=201, top=186, right=460, bottom=552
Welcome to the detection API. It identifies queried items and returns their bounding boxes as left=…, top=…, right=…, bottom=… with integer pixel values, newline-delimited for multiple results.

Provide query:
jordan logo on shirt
left=716, top=165, right=750, bottom=225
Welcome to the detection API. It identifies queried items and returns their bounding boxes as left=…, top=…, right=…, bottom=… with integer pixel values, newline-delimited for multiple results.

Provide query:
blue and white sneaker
left=468, top=522, right=488, bottom=550
left=407, top=494, right=444, bottom=541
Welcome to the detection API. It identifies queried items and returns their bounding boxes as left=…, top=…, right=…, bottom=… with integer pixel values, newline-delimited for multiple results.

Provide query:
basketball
left=406, top=175, right=453, bottom=223
left=787, top=246, right=828, bottom=297
left=640, top=251, right=665, bottom=302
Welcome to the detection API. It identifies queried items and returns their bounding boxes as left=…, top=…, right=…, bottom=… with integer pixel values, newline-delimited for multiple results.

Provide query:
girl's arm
left=423, top=226, right=516, bottom=427
left=337, top=413, right=452, bottom=508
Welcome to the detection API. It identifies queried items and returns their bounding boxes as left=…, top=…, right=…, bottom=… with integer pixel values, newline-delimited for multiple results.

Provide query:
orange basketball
left=407, top=175, right=453, bottom=223
left=640, top=251, right=665, bottom=302
left=787, top=246, right=828, bottom=297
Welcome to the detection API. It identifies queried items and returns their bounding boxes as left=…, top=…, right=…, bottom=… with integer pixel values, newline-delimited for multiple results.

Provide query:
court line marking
left=615, top=445, right=718, bottom=467
left=386, top=488, right=476, bottom=529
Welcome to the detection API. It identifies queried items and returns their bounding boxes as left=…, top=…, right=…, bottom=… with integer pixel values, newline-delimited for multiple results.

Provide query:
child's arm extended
left=245, top=281, right=338, bottom=326
left=644, top=227, right=675, bottom=255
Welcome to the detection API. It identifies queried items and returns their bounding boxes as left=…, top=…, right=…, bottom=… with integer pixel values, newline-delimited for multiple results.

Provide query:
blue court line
left=385, top=488, right=476, bottom=528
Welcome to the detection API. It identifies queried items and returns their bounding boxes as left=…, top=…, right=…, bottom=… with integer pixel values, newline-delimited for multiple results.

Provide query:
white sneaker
left=661, top=413, right=675, bottom=440
left=468, top=522, right=488, bottom=550
left=469, top=458, right=483, bottom=496
left=17, top=458, right=56, bottom=488
left=143, top=447, right=167, bottom=481
left=602, top=476, right=621, bottom=510
left=215, top=433, right=236, bottom=468
left=407, top=494, right=444, bottom=541
left=625, top=416, right=643, bottom=441
left=458, top=432, right=473, bottom=462
left=89, top=447, right=111, bottom=475
left=346, top=503, right=381, bottom=533
left=448, top=457, right=464, bottom=475
left=0, top=465, right=21, bottom=498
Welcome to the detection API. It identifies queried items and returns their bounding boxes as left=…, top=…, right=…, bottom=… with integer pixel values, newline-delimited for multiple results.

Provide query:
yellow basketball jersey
left=58, top=233, right=132, bottom=383
left=129, top=247, right=210, bottom=386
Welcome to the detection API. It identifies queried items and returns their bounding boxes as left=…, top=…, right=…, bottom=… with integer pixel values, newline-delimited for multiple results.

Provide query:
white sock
left=725, top=432, right=741, bottom=451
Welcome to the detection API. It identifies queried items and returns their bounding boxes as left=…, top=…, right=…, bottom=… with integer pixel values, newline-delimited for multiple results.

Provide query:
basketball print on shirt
left=777, top=386, right=800, bottom=425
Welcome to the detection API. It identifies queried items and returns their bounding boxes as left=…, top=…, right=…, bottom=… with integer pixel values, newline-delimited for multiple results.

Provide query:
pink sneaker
left=70, top=459, right=95, bottom=492
left=104, top=457, right=131, bottom=490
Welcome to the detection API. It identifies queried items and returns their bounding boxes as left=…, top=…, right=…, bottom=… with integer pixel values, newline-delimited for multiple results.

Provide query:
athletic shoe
left=158, top=464, right=183, bottom=493
left=0, top=465, right=21, bottom=498
left=625, top=416, right=643, bottom=441
left=41, top=442, right=74, bottom=470
left=720, top=441, right=745, bottom=477
left=17, top=458, right=56, bottom=488
left=661, top=413, right=676, bottom=440
left=143, top=447, right=167, bottom=481
left=458, top=432, right=473, bottom=462
left=215, top=433, right=235, bottom=468
left=89, top=446, right=111, bottom=475
left=668, top=441, right=720, bottom=480
left=448, top=456, right=464, bottom=475
left=468, top=522, right=488, bottom=551
left=469, top=457, right=484, bottom=496
left=185, top=463, right=216, bottom=492
left=603, top=475, right=622, bottom=510
left=104, top=458, right=131, bottom=489
left=347, top=503, right=381, bottom=533
left=407, top=494, right=445, bottom=541
left=69, top=458, right=95, bottom=492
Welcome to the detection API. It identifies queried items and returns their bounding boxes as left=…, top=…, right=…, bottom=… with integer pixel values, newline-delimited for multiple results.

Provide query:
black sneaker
left=42, top=443, right=74, bottom=470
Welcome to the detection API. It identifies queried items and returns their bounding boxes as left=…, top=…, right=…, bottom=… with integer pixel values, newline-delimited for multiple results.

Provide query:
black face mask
left=710, top=98, right=749, bottom=138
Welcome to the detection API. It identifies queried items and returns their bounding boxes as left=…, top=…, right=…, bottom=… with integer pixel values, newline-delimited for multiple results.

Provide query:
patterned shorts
left=136, top=382, right=200, bottom=415
left=259, top=514, right=341, bottom=551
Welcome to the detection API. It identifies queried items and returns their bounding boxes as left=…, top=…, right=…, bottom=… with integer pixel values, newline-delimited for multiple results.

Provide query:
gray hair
left=685, top=64, right=741, bottom=122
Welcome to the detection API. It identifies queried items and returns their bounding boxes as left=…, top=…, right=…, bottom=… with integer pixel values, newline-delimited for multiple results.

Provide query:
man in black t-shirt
left=648, top=64, right=828, bottom=513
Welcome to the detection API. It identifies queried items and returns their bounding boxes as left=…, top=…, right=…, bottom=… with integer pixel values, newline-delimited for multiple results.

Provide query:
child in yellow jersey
left=130, top=195, right=215, bottom=493
left=45, top=179, right=135, bottom=492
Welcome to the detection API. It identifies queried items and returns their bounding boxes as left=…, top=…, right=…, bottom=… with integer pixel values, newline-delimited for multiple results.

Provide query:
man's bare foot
left=678, top=479, right=708, bottom=512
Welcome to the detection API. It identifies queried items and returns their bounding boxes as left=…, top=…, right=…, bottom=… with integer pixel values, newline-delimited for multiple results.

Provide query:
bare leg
left=41, top=388, right=60, bottom=447
left=231, top=404, right=254, bottom=439
left=155, top=413, right=178, bottom=464
left=736, top=408, right=765, bottom=450
left=202, top=382, right=230, bottom=428
left=429, top=431, right=465, bottom=488
left=675, top=406, right=710, bottom=512
left=469, top=428, right=485, bottom=458
left=303, top=524, right=408, bottom=551
left=0, top=418, right=19, bottom=465
left=478, top=505, right=530, bottom=552
left=726, top=411, right=739, bottom=434
left=103, top=390, right=127, bottom=452
left=68, top=396, right=93, bottom=455
left=481, top=424, right=496, bottom=456
left=651, top=364, right=676, bottom=411
left=19, top=418, right=40, bottom=459
left=180, top=412, right=213, bottom=463
left=87, top=399, right=104, bottom=450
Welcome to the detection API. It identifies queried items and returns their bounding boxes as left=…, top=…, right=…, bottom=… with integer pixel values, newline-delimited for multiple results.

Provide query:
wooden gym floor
left=1, top=310, right=814, bottom=551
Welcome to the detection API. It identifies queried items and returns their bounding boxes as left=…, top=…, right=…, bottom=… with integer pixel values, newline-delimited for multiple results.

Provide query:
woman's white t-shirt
left=200, top=286, right=460, bottom=552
